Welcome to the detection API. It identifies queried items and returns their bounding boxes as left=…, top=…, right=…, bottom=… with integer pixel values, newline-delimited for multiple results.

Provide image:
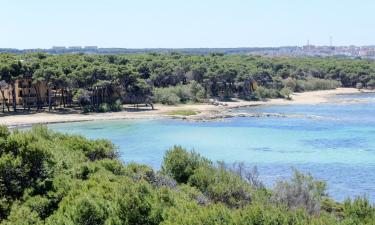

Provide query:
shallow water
left=48, top=93, right=375, bottom=202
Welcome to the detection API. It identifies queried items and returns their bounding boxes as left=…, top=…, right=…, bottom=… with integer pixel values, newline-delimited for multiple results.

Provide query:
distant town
left=1, top=45, right=375, bottom=59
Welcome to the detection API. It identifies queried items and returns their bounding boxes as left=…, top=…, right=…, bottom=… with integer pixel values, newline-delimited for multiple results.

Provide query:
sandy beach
left=0, top=88, right=371, bottom=127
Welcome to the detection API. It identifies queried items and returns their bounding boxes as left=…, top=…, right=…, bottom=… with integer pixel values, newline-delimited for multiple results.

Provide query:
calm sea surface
left=48, top=93, right=375, bottom=202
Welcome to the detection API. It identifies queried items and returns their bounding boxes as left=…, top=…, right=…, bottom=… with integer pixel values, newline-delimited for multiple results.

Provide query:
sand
left=0, top=88, right=371, bottom=127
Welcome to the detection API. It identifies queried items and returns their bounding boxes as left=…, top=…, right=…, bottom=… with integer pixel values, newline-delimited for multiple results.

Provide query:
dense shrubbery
left=152, top=88, right=181, bottom=105
left=97, top=99, right=123, bottom=113
left=0, top=126, right=373, bottom=224
left=283, top=77, right=341, bottom=92
left=251, top=86, right=280, bottom=100
left=153, top=81, right=205, bottom=105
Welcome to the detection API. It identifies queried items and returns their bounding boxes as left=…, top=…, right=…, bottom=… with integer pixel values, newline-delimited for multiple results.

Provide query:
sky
left=1, top=0, right=374, bottom=49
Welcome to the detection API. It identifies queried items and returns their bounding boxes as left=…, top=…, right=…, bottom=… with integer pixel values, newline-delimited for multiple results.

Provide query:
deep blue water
left=48, top=93, right=375, bottom=202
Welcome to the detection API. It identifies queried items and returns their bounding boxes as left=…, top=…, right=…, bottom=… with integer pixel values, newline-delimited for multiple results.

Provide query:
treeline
left=0, top=126, right=373, bottom=224
left=1, top=53, right=374, bottom=112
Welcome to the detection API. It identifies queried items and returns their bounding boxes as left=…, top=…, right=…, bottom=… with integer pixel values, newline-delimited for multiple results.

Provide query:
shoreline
left=1, top=88, right=372, bottom=127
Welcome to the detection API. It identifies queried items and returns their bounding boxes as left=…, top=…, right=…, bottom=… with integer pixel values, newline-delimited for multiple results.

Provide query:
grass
left=167, top=109, right=198, bottom=116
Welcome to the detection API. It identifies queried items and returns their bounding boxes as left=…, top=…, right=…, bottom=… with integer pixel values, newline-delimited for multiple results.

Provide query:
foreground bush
left=271, top=169, right=327, bottom=215
left=0, top=126, right=373, bottom=224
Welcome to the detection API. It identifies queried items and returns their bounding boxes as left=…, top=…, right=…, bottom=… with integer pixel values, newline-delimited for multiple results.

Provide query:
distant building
left=68, top=46, right=82, bottom=50
left=84, top=46, right=98, bottom=50
left=52, top=46, right=66, bottom=50
left=359, top=49, right=375, bottom=57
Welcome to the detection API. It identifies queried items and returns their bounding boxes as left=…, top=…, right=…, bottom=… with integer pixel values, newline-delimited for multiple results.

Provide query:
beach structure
left=0, top=79, right=63, bottom=109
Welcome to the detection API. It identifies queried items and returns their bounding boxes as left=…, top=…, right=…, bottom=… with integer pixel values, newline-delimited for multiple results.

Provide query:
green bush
left=251, top=86, right=280, bottom=100
left=283, top=77, right=297, bottom=91
left=343, top=197, right=375, bottom=224
left=188, top=163, right=252, bottom=208
left=98, top=103, right=110, bottom=113
left=153, top=88, right=181, bottom=105
left=153, top=81, right=206, bottom=105
left=64, top=136, right=118, bottom=161
left=279, top=87, right=293, bottom=99
left=82, top=105, right=94, bottom=113
left=0, top=128, right=54, bottom=199
left=0, top=126, right=10, bottom=139
left=74, top=89, right=91, bottom=107
left=2, top=204, right=42, bottom=225
left=187, top=80, right=206, bottom=102
left=117, top=183, right=161, bottom=225
left=97, top=100, right=122, bottom=113
left=110, top=99, right=123, bottom=112
left=295, top=78, right=340, bottom=92
left=162, top=146, right=211, bottom=183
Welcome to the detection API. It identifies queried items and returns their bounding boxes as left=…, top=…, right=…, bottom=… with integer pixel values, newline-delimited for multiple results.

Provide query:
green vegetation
left=0, top=126, right=373, bottom=224
left=279, top=87, right=293, bottom=99
left=153, top=81, right=206, bottom=105
left=1, top=53, right=375, bottom=112
left=167, top=110, right=197, bottom=116
left=289, top=77, right=341, bottom=92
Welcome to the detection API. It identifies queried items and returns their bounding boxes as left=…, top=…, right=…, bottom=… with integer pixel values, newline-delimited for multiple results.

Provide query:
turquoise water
left=48, top=93, right=375, bottom=202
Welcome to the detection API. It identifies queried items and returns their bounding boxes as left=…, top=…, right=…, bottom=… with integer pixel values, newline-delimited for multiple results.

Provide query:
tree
left=0, top=80, right=10, bottom=112
left=33, top=67, right=64, bottom=111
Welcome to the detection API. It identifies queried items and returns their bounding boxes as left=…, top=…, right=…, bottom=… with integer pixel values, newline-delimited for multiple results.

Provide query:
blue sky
left=1, top=0, right=374, bottom=48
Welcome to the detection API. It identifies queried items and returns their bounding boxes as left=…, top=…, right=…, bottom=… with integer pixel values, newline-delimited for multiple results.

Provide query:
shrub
left=162, top=146, right=211, bottom=183
left=117, top=183, right=161, bottom=225
left=163, top=147, right=253, bottom=208
left=73, top=89, right=91, bottom=107
left=343, top=197, right=375, bottom=223
left=153, top=81, right=206, bottom=105
left=188, top=163, right=252, bottom=208
left=153, top=88, right=181, bottom=105
left=283, top=77, right=297, bottom=91
left=97, top=100, right=122, bottom=113
left=280, top=87, right=293, bottom=99
left=173, top=85, right=191, bottom=102
left=251, top=86, right=279, bottom=100
left=0, top=126, right=9, bottom=139
left=295, top=78, right=340, bottom=92
left=65, top=136, right=118, bottom=161
left=221, top=162, right=265, bottom=190
left=82, top=105, right=93, bottom=113
left=0, top=131, right=54, bottom=199
left=24, top=195, right=53, bottom=219
left=2, top=204, right=42, bottom=225
left=271, top=169, right=327, bottom=215
left=98, top=103, right=110, bottom=113
left=61, top=194, right=110, bottom=225
left=0, top=154, right=25, bottom=198
left=110, top=99, right=123, bottom=112
left=187, top=81, right=206, bottom=102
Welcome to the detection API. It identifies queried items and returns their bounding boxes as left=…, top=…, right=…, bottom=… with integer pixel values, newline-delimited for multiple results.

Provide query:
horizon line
left=2, top=45, right=375, bottom=50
